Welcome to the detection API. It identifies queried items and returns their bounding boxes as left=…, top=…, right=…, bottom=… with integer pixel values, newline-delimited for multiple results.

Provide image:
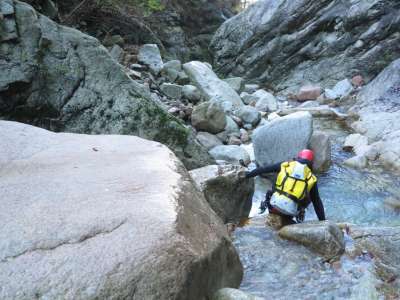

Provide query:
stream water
left=234, top=117, right=400, bottom=299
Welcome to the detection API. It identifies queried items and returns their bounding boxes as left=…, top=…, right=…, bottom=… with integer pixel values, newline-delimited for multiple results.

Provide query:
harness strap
left=274, top=189, right=301, bottom=203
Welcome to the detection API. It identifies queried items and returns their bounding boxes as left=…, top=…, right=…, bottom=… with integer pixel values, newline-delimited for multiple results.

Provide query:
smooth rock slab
left=0, top=121, right=243, bottom=299
left=190, top=165, right=254, bottom=223
left=253, top=112, right=313, bottom=166
left=183, top=61, right=243, bottom=109
left=279, top=221, right=345, bottom=260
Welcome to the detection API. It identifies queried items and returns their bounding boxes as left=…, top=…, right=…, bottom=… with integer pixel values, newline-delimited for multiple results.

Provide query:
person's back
left=246, top=149, right=326, bottom=229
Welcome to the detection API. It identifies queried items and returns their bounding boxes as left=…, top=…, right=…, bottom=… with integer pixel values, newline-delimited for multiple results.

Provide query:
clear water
left=234, top=117, right=400, bottom=299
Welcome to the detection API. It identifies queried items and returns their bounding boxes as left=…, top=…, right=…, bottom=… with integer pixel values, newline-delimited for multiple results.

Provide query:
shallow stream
left=234, top=117, right=400, bottom=299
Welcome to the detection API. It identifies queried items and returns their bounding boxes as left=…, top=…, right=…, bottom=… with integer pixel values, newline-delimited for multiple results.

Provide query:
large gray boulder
left=0, top=0, right=212, bottom=170
left=235, top=106, right=261, bottom=127
left=190, top=165, right=254, bottom=223
left=350, top=58, right=400, bottom=171
left=0, top=121, right=243, bottom=299
left=183, top=61, right=243, bottom=109
left=138, top=44, right=164, bottom=75
left=192, top=101, right=227, bottom=134
left=211, top=0, right=400, bottom=93
left=252, top=112, right=313, bottom=166
left=209, top=145, right=251, bottom=166
left=252, top=90, right=278, bottom=112
left=279, top=221, right=345, bottom=260
left=196, top=132, right=223, bottom=150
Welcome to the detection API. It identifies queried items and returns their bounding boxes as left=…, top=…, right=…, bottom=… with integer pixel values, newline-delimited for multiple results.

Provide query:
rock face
left=252, top=112, right=313, bottom=166
left=183, top=61, right=243, bottom=110
left=350, top=58, right=400, bottom=170
left=279, top=221, right=345, bottom=260
left=0, top=0, right=212, bottom=170
left=190, top=165, right=254, bottom=223
left=211, top=0, right=400, bottom=93
left=0, top=121, right=243, bottom=299
left=191, top=101, right=227, bottom=134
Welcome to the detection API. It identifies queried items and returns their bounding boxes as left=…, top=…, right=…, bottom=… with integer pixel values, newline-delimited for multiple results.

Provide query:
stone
left=343, top=134, right=369, bottom=153
left=225, top=116, right=241, bottom=136
left=183, top=61, right=243, bottom=109
left=197, top=132, right=223, bottom=150
left=240, top=129, right=250, bottom=143
left=189, top=165, right=254, bottom=223
left=235, top=106, right=261, bottom=127
left=211, top=0, right=400, bottom=93
left=138, top=44, right=164, bottom=75
left=191, top=102, right=227, bottom=134
left=182, top=84, right=202, bottom=103
left=228, top=136, right=241, bottom=146
left=231, top=115, right=243, bottom=127
left=243, top=84, right=259, bottom=94
left=0, top=121, right=243, bottom=299
left=344, top=155, right=368, bottom=169
left=223, top=77, right=245, bottom=93
left=278, top=221, right=345, bottom=260
left=160, top=83, right=183, bottom=99
left=309, top=131, right=331, bottom=173
left=325, top=79, right=353, bottom=99
left=176, top=71, right=191, bottom=85
left=351, top=75, right=364, bottom=87
left=127, top=69, right=141, bottom=79
left=0, top=1, right=211, bottom=170
left=350, top=59, right=400, bottom=171
left=209, top=145, right=251, bottom=166
left=240, top=92, right=258, bottom=105
left=130, top=64, right=143, bottom=70
left=296, top=86, right=322, bottom=102
left=252, top=90, right=278, bottom=112
left=161, top=60, right=182, bottom=82
left=299, top=101, right=319, bottom=108
left=213, top=288, right=262, bottom=300
left=253, top=112, right=313, bottom=166
left=348, top=225, right=400, bottom=289
left=279, top=106, right=346, bottom=118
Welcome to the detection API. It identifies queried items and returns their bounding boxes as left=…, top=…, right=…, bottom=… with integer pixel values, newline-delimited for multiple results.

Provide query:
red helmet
left=297, top=149, right=314, bottom=162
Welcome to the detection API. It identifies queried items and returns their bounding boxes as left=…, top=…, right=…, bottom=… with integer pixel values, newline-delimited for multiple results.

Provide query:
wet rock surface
left=190, top=165, right=254, bottom=223
left=0, top=121, right=243, bottom=299
left=278, top=221, right=345, bottom=260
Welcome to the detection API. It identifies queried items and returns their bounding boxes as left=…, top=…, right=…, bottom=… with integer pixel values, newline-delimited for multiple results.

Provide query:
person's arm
left=245, top=162, right=282, bottom=178
left=310, top=183, right=326, bottom=221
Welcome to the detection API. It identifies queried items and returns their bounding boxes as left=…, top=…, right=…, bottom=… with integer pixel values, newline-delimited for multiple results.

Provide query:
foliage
left=95, top=0, right=164, bottom=14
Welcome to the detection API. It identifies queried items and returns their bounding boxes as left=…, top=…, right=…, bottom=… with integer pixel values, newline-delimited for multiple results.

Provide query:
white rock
left=209, top=145, right=251, bottom=166
left=325, top=79, right=353, bottom=99
left=252, top=89, right=278, bottom=112
left=183, top=61, right=243, bottom=109
left=138, top=44, right=163, bottom=75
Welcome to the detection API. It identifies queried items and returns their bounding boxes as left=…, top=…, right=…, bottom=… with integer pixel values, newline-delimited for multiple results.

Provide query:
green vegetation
left=95, top=0, right=165, bottom=14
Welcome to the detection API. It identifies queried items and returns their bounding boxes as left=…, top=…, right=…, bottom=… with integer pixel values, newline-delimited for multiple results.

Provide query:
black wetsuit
left=246, top=159, right=326, bottom=221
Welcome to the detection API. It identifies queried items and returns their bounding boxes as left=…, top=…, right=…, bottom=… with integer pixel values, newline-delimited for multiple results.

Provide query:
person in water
left=245, top=149, right=326, bottom=229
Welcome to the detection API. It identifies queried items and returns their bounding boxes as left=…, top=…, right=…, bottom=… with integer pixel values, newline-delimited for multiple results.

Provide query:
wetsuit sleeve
left=245, top=162, right=282, bottom=178
left=310, top=183, right=326, bottom=221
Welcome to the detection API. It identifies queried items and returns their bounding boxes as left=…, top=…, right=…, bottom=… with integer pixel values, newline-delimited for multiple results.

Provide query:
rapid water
left=235, top=117, right=400, bottom=299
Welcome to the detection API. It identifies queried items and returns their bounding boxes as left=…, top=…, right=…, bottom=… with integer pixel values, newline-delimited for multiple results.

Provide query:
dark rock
left=211, top=0, right=400, bottom=93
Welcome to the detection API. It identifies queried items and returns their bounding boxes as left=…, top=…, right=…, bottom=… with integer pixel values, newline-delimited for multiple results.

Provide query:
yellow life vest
left=275, top=161, right=317, bottom=203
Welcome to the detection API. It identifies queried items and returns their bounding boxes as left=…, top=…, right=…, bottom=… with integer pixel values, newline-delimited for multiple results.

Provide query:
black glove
left=259, top=200, right=267, bottom=214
